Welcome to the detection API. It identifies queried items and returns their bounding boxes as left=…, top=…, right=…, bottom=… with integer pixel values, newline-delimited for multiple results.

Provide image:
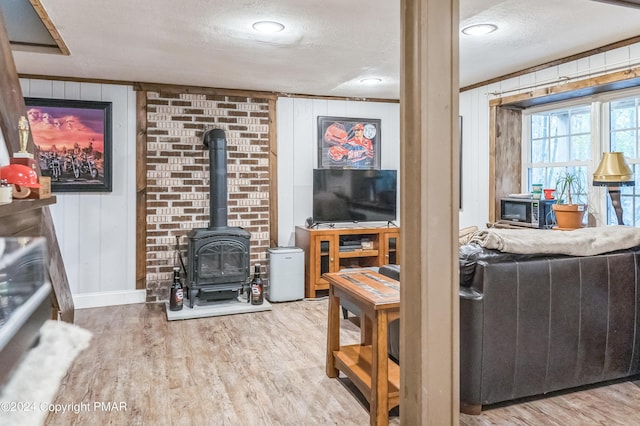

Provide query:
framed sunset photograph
left=25, top=97, right=112, bottom=192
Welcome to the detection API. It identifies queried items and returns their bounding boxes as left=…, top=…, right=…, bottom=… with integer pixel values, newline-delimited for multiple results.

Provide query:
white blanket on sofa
left=468, top=226, right=640, bottom=256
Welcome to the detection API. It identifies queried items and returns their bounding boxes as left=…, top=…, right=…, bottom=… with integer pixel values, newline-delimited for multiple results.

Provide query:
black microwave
left=499, top=198, right=556, bottom=228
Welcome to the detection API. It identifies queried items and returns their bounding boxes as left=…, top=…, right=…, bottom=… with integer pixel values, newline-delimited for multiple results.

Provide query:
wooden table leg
left=361, top=315, right=373, bottom=345
left=370, top=310, right=389, bottom=426
left=326, top=285, right=340, bottom=378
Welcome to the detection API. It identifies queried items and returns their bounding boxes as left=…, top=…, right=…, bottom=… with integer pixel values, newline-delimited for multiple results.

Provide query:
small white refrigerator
left=267, top=247, right=304, bottom=302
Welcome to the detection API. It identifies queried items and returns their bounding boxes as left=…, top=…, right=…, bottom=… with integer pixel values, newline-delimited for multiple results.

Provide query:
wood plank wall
left=0, top=13, right=34, bottom=156
left=489, top=106, right=522, bottom=222
left=135, top=91, right=147, bottom=290
left=0, top=12, right=73, bottom=322
left=268, top=98, right=278, bottom=248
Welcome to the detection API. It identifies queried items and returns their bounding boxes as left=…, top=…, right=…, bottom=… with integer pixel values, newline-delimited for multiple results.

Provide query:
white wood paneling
left=20, top=78, right=137, bottom=307
left=630, top=43, right=640, bottom=63
left=0, top=134, right=8, bottom=165
left=14, top=39, right=640, bottom=306
left=276, top=98, right=400, bottom=246
left=459, top=89, right=490, bottom=229
left=604, top=46, right=630, bottom=71
left=590, top=53, right=606, bottom=74
left=276, top=98, right=295, bottom=246
left=462, top=40, right=640, bottom=230
left=558, top=61, right=579, bottom=80
left=535, top=67, right=559, bottom=86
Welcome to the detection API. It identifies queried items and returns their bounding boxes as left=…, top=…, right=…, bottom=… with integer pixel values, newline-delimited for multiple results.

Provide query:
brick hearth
left=144, top=91, right=271, bottom=302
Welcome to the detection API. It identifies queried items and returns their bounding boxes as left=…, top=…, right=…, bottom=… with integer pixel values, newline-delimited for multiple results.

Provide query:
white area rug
left=0, top=320, right=92, bottom=426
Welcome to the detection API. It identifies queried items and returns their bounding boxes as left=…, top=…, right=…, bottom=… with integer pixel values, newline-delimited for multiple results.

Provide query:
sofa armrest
left=378, top=264, right=400, bottom=281
left=459, top=286, right=482, bottom=301
left=460, top=285, right=484, bottom=407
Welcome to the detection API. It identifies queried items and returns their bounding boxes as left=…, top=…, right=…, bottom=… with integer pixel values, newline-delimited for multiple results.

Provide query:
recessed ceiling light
left=360, top=78, right=382, bottom=85
left=461, top=23, right=498, bottom=36
left=252, top=21, right=285, bottom=33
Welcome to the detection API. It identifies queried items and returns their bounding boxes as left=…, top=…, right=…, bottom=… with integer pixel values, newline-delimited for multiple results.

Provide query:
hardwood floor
left=46, top=299, right=398, bottom=425
left=459, top=382, right=640, bottom=426
left=47, top=300, right=640, bottom=425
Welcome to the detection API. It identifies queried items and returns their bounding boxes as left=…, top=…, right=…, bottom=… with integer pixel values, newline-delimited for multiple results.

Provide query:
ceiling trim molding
left=28, top=0, right=69, bottom=55
left=135, top=82, right=279, bottom=99
left=18, top=73, right=399, bottom=103
left=488, top=65, right=640, bottom=108
left=460, top=34, right=640, bottom=92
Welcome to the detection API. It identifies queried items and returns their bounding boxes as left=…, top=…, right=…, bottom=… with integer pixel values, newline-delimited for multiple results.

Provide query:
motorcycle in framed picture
left=317, top=116, right=381, bottom=169
left=25, top=97, right=112, bottom=192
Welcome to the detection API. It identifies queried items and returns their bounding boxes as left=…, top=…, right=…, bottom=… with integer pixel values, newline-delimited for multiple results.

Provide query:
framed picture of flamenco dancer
left=317, top=116, right=381, bottom=169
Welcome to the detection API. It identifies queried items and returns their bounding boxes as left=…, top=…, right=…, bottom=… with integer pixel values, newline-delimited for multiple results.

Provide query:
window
left=524, top=104, right=591, bottom=204
left=607, top=96, right=640, bottom=226
left=523, top=89, right=640, bottom=226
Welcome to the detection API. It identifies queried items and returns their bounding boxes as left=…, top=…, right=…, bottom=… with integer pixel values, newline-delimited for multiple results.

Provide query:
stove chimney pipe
left=203, top=129, right=228, bottom=230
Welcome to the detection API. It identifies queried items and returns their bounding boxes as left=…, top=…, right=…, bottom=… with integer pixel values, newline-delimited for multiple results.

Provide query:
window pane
left=549, top=111, right=570, bottom=137
left=551, top=166, right=588, bottom=204
left=571, top=134, right=590, bottom=161
left=610, top=99, right=636, bottom=130
left=531, top=114, right=548, bottom=139
left=549, top=136, right=570, bottom=162
left=529, top=168, right=547, bottom=189
left=610, top=129, right=636, bottom=156
left=570, top=108, right=591, bottom=133
left=527, top=106, right=591, bottom=205
left=607, top=96, right=640, bottom=227
left=531, top=138, right=548, bottom=163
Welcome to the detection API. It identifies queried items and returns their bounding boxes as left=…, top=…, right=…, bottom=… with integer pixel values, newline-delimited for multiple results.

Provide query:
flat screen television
left=312, top=169, right=397, bottom=224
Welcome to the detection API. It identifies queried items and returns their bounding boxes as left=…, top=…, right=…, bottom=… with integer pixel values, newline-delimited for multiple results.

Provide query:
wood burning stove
left=185, top=129, right=251, bottom=308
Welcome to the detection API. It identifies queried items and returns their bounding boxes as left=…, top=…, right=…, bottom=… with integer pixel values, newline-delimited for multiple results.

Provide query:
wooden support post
left=400, top=0, right=459, bottom=423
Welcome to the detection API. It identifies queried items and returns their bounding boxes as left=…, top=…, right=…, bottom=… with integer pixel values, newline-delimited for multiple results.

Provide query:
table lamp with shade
left=592, top=152, right=635, bottom=225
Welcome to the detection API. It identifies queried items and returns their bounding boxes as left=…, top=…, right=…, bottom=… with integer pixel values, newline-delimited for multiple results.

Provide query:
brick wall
left=144, top=90, right=271, bottom=302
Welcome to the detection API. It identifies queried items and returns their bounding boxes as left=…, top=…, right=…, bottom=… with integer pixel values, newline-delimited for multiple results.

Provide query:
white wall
left=458, top=42, right=640, bottom=229
left=459, top=89, right=491, bottom=229
left=19, top=79, right=143, bottom=309
left=276, top=98, right=400, bottom=246
left=15, top=41, right=640, bottom=307
left=276, top=95, right=492, bottom=238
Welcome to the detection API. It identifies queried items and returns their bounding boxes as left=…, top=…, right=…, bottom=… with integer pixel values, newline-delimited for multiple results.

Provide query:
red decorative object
left=0, top=164, right=41, bottom=188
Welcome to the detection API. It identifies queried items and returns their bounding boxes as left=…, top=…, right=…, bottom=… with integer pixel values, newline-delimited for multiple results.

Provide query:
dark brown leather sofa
left=380, top=245, right=640, bottom=414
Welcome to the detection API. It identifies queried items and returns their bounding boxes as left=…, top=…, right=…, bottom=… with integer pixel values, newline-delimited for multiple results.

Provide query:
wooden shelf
left=0, top=197, right=56, bottom=237
left=0, top=195, right=74, bottom=322
left=334, top=344, right=400, bottom=409
left=295, top=226, right=400, bottom=298
left=339, top=249, right=379, bottom=258
left=325, top=271, right=401, bottom=424
left=0, top=196, right=56, bottom=218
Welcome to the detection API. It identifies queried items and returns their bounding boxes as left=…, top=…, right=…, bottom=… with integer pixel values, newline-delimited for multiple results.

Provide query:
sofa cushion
left=378, top=264, right=400, bottom=281
left=379, top=264, right=401, bottom=362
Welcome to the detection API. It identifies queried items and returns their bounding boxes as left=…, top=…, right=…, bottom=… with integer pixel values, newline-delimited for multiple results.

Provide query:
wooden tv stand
left=295, top=225, right=400, bottom=298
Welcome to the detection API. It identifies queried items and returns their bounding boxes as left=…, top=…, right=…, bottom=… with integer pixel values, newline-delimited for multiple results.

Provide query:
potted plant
left=551, top=169, right=588, bottom=230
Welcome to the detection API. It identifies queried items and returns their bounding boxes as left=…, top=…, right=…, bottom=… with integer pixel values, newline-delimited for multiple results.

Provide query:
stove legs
left=188, top=288, right=197, bottom=308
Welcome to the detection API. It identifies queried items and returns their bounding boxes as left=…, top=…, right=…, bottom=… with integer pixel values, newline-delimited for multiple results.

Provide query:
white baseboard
left=73, top=290, right=147, bottom=309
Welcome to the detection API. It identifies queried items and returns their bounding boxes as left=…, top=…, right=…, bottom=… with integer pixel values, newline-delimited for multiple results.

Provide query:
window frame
left=521, top=87, right=640, bottom=226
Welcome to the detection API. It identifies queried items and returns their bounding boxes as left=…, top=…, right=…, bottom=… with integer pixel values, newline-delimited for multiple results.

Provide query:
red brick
left=144, top=92, right=271, bottom=302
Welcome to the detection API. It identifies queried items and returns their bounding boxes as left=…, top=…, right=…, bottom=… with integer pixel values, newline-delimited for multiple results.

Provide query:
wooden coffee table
left=324, top=270, right=400, bottom=426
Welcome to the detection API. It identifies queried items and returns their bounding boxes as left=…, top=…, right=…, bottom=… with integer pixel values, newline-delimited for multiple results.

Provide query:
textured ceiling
left=7, top=0, right=640, bottom=99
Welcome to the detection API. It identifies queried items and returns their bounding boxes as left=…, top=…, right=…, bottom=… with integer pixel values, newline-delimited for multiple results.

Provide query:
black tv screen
left=313, top=169, right=397, bottom=223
